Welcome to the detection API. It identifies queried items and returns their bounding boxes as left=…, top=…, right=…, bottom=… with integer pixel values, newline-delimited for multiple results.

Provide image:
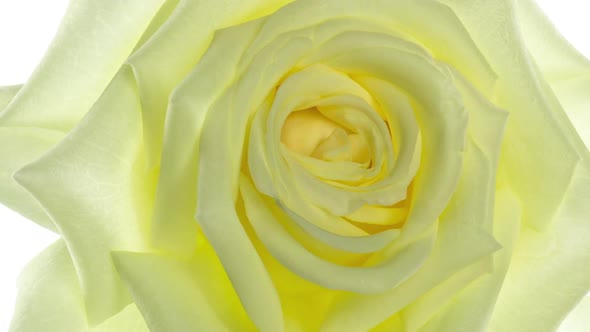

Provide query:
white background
left=0, top=1, right=588, bottom=331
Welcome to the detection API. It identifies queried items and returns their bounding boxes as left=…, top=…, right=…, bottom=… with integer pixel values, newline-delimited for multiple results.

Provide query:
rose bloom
left=2, top=0, right=589, bottom=331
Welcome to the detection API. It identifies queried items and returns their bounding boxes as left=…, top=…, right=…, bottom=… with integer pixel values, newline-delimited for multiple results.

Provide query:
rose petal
left=513, top=0, right=590, bottom=150
left=412, top=190, right=521, bottom=332
left=399, top=69, right=508, bottom=331
left=558, top=296, right=590, bottom=332
left=10, top=240, right=88, bottom=331
left=488, top=165, right=590, bottom=332
left=0, top=85, right=63, bottom=231
left=440, top=0, right=584, bottom=231
left=150, top=18, right=265, bottom=255
left=113, top=246, right=255, bottom=332
left=322, top=179, right=501, bottom=331
left=240, top=174, right=436, bottom=293
left=128, top=0, right=295, bottom=167
left=0, top=127, right=62, bottom=231
left=0, top=84, right=21, bottom=110
left=244, top=0, right=496, bottom=94
left=10, top=240, right=149, bottom=332
left=0, top=0, right=165, bottom=130
left=13, top=66, right=152, bottom=324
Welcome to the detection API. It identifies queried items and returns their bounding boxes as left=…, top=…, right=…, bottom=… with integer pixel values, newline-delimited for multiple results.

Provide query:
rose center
left=280, top=107, right=370, bottom=163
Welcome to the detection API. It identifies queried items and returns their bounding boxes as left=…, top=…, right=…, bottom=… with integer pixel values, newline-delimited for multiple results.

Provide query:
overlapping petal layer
left=13, top=67, right=153, bottom=324
left=10, top=240, right=149, bottom=332
left=4, top=0, right=589, bottom=331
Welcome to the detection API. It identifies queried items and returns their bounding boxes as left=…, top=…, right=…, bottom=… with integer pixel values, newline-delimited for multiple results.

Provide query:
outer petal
left=487, top=164, right=590, bottom=332
left=149, top=18, right=264, bottom=254
left=399, top=68, right=509, bottom=332
left=440, top=0, right=587, bottom=231
left=514, top=0, right=590, bottom=149
left=112, top=242, right=255, bottom=332
left=147, top=0, right=295, bottom=253
left=1, top=85, right=63, bottom=230
left=557, top=296, right=590, bottom=332
left=0, top=127, right=62, bottom=231
left=416, top=190, right=521, bottom=332
left=13, top=67, right=153, bottom=324
left=441, top=0, right=590, bottom=330
left=0, top=0, right=165, bottom=130
left=128, top=0, right=294, bottom=167
left=9, top=240, right=87, bottom=332
left=0, top=85, right=21, bottom=110
left=10, top=240, right=148, bottom=332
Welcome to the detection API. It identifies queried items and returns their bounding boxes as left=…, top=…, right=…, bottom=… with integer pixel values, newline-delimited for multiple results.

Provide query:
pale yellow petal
left=0, top=0, right=165, bottom=130
left=13, top=67, right=152, bottom=324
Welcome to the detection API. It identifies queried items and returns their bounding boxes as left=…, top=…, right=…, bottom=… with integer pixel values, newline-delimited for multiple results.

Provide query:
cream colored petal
left=257, top=65, right=395, bottom=215
left=10, top=240, right=149, bottom=332
left=245, top=0, right=496, bottom=94
left=514, top=0, right=590, bottom=150
left=557, top=296, right=590, bottom=332
left=322, top=144, right=501, bottom=330
left=487, top=164, right=590, bottom=332
left=514, top=0, right=590, bottom=82
left=551, top=74, right=590, bottom=150
left=514, top=0, right=590, bottom=149
left=0, top=0, right=165, bottom=130
left=9, top=240, right=88, bottom=332
left=417, top=190, right=521, bottom=332
left=196, top=83, right=285, bottom=332
left=13, top=67, right=152, bottom=324
left=279, top=200, right=400, bottom=254
left=0, top=84, right=21, bottom=110
left=241, top=174, right=436, bottom=293
left=150, top=18, right=265, bottom=255
left=440, top=1, right=590, bottom=330
left=113, top=247, right=255, bottom=332
left=128, top=0, right=294, bottom=167
left=0, top=127, right=62, bottom=231
left=400, top=67, right=508, bottom=331
left=440, top=0, right=586, bottom=231
left=322, top=191, right=500, bottom=332
left=0, top=85, right=63, bottom=231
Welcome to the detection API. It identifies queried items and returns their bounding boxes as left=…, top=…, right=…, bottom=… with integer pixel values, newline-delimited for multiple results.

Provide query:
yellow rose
left=3, top=0, right=589, bottom=331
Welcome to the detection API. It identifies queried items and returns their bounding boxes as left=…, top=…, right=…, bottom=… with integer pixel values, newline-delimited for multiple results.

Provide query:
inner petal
left=310, top=127, right=351, bottom=161
left=281, top=107, right=371, bottom=165
left=281, top=107, right=340, bottom=156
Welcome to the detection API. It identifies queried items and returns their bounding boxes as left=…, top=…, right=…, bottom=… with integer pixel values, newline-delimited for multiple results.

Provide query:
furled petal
left=158, top=16, right=291, bottom=332
left=113, top=245, right=256, bottom=332
left=321, top=64, right=506, bottom=330
left=129, top=0, right=294, bottom=167
left=13, top=66, right=152, bottom=324
left=399, top=68, right=508, bottom=331
left=244, top=0, right=496, bottom=94
left=151, top=18, right=264, bottom=254
left=0, top=0, right=165, bottom=130
left=240, top=174, right=436, bottom=293
left=10, top=240, right=148, bottom=332
left=322, top=195, right=500, bottom=331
